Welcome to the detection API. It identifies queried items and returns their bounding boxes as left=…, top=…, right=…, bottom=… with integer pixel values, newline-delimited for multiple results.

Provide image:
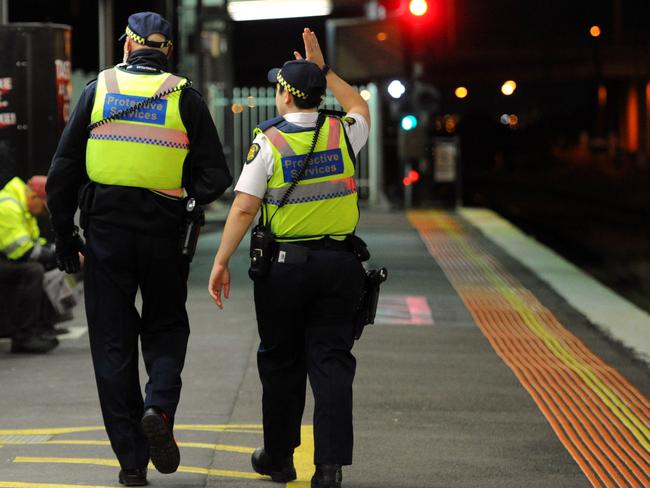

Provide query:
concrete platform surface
left=0, top=208, right=648, bottom=488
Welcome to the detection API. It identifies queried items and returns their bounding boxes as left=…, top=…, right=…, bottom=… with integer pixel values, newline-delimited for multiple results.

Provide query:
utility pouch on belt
left=248, top=224, right=276, bottom=279
left=356, top=267, right=388, bottom=340
left=345, top=234, right=370, bottom=262
left=180, top=197, right=204, bottom=262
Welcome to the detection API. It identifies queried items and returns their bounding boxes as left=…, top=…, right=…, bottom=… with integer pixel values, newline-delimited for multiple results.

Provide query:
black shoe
left=10, top=335, right=59, bottom=354
left=119, top=468, right=148, bottom=486
left=311, top=464, right=342, bottom=488
left=251, top=447, right=297, bottom=482
left=141, top=407, right=180, bottom=474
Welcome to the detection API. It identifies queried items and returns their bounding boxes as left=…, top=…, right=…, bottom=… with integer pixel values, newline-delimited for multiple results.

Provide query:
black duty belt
left=281, top=237, right=350, bottom=252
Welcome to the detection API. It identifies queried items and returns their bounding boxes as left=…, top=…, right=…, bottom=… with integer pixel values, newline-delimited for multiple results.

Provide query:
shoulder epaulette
left=257, top=116, right=284, bottom=132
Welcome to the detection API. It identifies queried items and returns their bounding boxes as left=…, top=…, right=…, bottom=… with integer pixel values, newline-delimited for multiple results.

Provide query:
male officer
left=47, top=11, right=231, bottom=486
left=0, top=175, right=59, bottom=353
left=209, top=28, right=370, bottom=488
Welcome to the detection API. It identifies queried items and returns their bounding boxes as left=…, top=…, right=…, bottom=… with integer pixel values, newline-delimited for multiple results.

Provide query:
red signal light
left=408, top=169, right=420, bottom=183
left=403, top=176, right=412, bottom=186
left=409, top=0, right=428, bottom=17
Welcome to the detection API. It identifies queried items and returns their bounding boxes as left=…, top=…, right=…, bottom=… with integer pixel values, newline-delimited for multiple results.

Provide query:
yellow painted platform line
left=0, top=483, right=114, bottom=488
left=13, top=457, right=261, bottom=481
left=408, top=210, right=650, bottom=488
left=0, top=439, right=254, bottom=454
left=0, top=428, right=103, bottom=436
left=0, top=424, right=263, bottom=437
left=287, top=425, right=315, bottom=487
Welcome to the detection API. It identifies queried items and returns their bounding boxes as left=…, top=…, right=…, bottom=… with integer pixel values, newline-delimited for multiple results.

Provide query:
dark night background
left=3, top=0, right=650, bottom=312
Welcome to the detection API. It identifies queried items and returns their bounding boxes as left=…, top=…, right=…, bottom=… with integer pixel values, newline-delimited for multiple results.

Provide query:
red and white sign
left=0, top=112, right=17, bottom=129
left=55, top=60, right=72, bottom=123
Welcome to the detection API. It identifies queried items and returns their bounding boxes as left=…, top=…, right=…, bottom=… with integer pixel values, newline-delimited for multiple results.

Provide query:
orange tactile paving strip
left=408, top=210, right=650, bottom=488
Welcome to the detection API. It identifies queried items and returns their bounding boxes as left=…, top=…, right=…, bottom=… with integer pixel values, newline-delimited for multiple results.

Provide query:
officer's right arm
left=209, top=191, right=262, bottom=309
left=47, top=82, right=96, bottom=237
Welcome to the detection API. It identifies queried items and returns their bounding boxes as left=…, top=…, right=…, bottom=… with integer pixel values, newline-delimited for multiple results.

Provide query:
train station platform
left=0, top=208, right=649, bottom=488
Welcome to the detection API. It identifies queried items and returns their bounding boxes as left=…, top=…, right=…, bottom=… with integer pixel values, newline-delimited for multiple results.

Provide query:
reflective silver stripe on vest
left=0, top=196, right=19, bottom=206
left=264, top=176, right=357, bottom=206
left=0, top=235, right=32, bottom=255
left=104, top=69, right=120, bottom=93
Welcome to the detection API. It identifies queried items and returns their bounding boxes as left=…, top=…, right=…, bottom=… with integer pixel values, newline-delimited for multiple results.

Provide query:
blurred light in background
left=247, top=96, right=256, bottom=108
left=501, top=80, right=517, bottom=96
left=409, top=0, right=429, bottom=17
left=376, top=31, right=388, bottom=42
left=231, top=103, right=244, bottom=113
left=360, top=89, right=372, bottom=101
left=227, top=0, right=332, bottom=21
left=388, top=79, right=407, bottom=98
left=590, top=25, right=602, bottom=38
left=401, top=114, right=418, bottom=131
left=403, top=176, right=412, bottom=186
left=598, top=85, right=607, bottom=107
left=500, top=113, right=519, bottom=128
left=444, top=115, right=457, bottom=133
left=408, top=169, right=420, bottom=183
left=455, top=86, right=468, bottom=99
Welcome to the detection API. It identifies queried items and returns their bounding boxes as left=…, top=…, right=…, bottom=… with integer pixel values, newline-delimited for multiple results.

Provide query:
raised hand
left=293, top=28, right=326, bottom=69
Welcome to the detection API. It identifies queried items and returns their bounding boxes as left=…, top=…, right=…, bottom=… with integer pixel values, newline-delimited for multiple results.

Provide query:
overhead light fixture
left=227, top=0, right=333, bottom=22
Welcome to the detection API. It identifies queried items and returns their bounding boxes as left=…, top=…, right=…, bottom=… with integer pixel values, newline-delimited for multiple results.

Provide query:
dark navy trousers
left=254, top=246, right=365, bottom=466
left=84, top=219, right=190, bottom=470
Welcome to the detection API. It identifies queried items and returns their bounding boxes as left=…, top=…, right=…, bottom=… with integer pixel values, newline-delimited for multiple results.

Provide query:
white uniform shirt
left=234, top=112, right=369, bottom=199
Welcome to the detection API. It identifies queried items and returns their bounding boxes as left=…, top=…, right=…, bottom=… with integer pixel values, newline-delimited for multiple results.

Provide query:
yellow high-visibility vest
left=0, top=177, right=44, bottom=260
left=258, top=116, right=359, bottom=241
left=86, top=66, right=188, bottom=196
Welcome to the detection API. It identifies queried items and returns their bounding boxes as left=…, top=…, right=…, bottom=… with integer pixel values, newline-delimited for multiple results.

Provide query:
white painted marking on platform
left=374, top=295, right=434, bottom=326
left=460, top=207, right=650, bottom=365
left=56, top=326, right=87, bottom=341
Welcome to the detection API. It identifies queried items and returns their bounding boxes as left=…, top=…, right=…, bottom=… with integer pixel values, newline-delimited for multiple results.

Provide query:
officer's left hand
left=55, top=228, right=85, bottom=274
left=209, top=262, right=230, bottom=309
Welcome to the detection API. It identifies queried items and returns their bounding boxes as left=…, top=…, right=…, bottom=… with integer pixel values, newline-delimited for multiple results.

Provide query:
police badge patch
left=343, top=116, right=356, bottom=126
left=245, top=143, right=261, bottom=164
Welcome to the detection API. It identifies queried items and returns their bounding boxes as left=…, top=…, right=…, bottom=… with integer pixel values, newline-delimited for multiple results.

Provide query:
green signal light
left=401, top=115, right=418, bottom=131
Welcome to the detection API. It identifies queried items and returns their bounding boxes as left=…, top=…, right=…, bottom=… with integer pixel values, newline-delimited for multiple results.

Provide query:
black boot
left=251, top=447, right=297, bottom=482
left=10, top=335, right=59, bottom=354
left=118, top=468, right=148, bottom=486
left=141, top=407, right=180, bottom=474
left=312, top=464, right=342, bottom=488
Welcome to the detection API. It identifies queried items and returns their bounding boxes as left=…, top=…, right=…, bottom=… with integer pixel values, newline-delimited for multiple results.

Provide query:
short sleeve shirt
left=234, top=112, right=369, bottom=199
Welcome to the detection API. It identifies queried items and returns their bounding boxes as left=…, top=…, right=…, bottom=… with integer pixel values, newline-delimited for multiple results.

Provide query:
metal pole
left=367, top=83, right=384, bottom=206
left=195, top=0, right=204, bottom=94
left=0, top=0, right=8, bottom=24
left=166, top=0, right=179, bottom=71
left=98, top=0, right=114, bottom=70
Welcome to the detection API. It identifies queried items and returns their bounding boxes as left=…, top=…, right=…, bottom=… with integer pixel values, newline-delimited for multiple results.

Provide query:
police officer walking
left=209, top=28, right=370, bottom=488
left=47, top=12, right=231, bottom=486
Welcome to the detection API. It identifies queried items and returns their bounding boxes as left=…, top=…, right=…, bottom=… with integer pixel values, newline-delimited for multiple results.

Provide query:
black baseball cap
left=268, top=60, right=326, bottom=103
left=119, top=12, right=173, bottom=48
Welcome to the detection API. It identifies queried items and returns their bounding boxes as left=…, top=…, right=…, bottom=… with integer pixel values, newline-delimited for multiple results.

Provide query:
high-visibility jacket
left=258, top=115, right=359, bottom=241
left=0, top=177, right=44, bottom=260
left=86, top=66, right=189, bottom=197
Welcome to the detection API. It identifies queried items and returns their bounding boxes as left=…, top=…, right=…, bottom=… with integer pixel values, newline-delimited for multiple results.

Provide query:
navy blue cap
left=268, top=60, right=326, bottom=102
left=119, top=12, right=173, bottom=48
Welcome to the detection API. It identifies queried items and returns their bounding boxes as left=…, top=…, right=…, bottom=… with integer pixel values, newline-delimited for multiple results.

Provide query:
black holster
left=355, top=267, right=388, bottom=340
left=248, top=224, right=277, bottom=280
left=180, top=199, right=205, bottom=262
